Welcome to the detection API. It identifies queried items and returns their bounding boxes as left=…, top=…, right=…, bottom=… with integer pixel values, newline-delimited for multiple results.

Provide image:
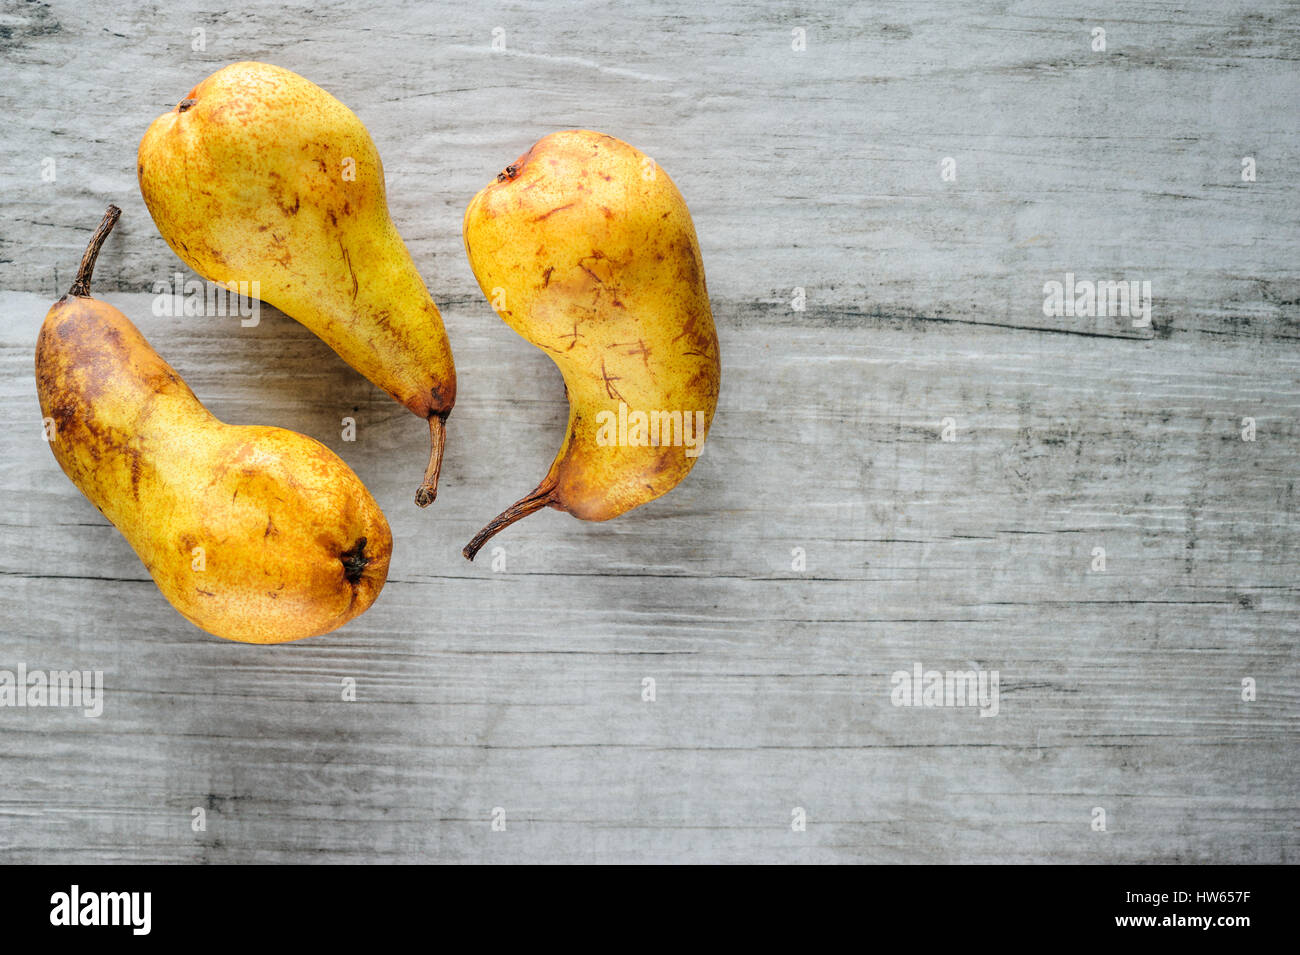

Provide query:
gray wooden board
left=0, top=0, right=1297, bottom=863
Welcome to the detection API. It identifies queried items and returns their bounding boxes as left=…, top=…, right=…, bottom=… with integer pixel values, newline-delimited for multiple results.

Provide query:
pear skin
left=137, top=61, right=454, bottom=506
left=461, top=130, right=720, bottom=559
left=35, top=207, right=391, bottom=644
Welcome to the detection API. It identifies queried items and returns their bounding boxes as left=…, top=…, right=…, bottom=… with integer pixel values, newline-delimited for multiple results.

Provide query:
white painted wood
left=0, top=0, right=1296, bottom=863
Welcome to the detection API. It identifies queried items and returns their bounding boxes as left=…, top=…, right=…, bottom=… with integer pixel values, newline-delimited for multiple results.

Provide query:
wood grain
left=0, top=0, right=1297, bottom=863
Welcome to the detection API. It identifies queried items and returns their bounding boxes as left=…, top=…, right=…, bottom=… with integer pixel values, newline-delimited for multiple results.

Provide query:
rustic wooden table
left=1, top=1, right=1296, bottom=863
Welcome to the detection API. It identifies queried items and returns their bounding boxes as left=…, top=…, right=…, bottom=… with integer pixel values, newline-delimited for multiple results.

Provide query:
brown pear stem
left=462, top=477, right=559, bottom=561
left=68, top=205, right=121, bottom=298
left=414, top=413, right=447, bottom=507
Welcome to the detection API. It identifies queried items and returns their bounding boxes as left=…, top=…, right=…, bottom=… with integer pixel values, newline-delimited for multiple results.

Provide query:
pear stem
left=69, top=205, right=121, bottom=298
left=414, top=413, right=447, bottom=507
left=462, top=478, right=559, bottom=561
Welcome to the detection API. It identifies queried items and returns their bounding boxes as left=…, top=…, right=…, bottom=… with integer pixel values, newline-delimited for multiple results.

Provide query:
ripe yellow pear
left=137, top=61, right=455, bottom=506
left=35, top=207, right=391, bottom=644
left=461, top=130, right=721, bottom=559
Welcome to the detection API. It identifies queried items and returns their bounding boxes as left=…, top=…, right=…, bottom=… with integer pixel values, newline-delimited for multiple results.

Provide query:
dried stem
left=414, top=413, right=447, bottom=507
left=69, top=205, right=121, bottom=298
left=462, top=478, right=558, bottom=561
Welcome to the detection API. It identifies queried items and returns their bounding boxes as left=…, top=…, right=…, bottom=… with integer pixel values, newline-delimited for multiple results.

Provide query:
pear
left=137, top=61, right=455, bottom=506
left=461, top=130, right=720, bottom=559
left=35, top=207, right=392, bottom=644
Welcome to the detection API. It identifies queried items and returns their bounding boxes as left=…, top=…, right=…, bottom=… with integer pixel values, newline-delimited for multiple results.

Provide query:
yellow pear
left=35, top=207, right=392, bottom=644
left=137, top=61, right=455, bottom=506
left=461, top=130, right=720, bottom=559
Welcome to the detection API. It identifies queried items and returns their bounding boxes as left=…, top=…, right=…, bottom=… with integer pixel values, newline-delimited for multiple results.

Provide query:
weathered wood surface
left=1, top=0, right=1297, bottom=863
